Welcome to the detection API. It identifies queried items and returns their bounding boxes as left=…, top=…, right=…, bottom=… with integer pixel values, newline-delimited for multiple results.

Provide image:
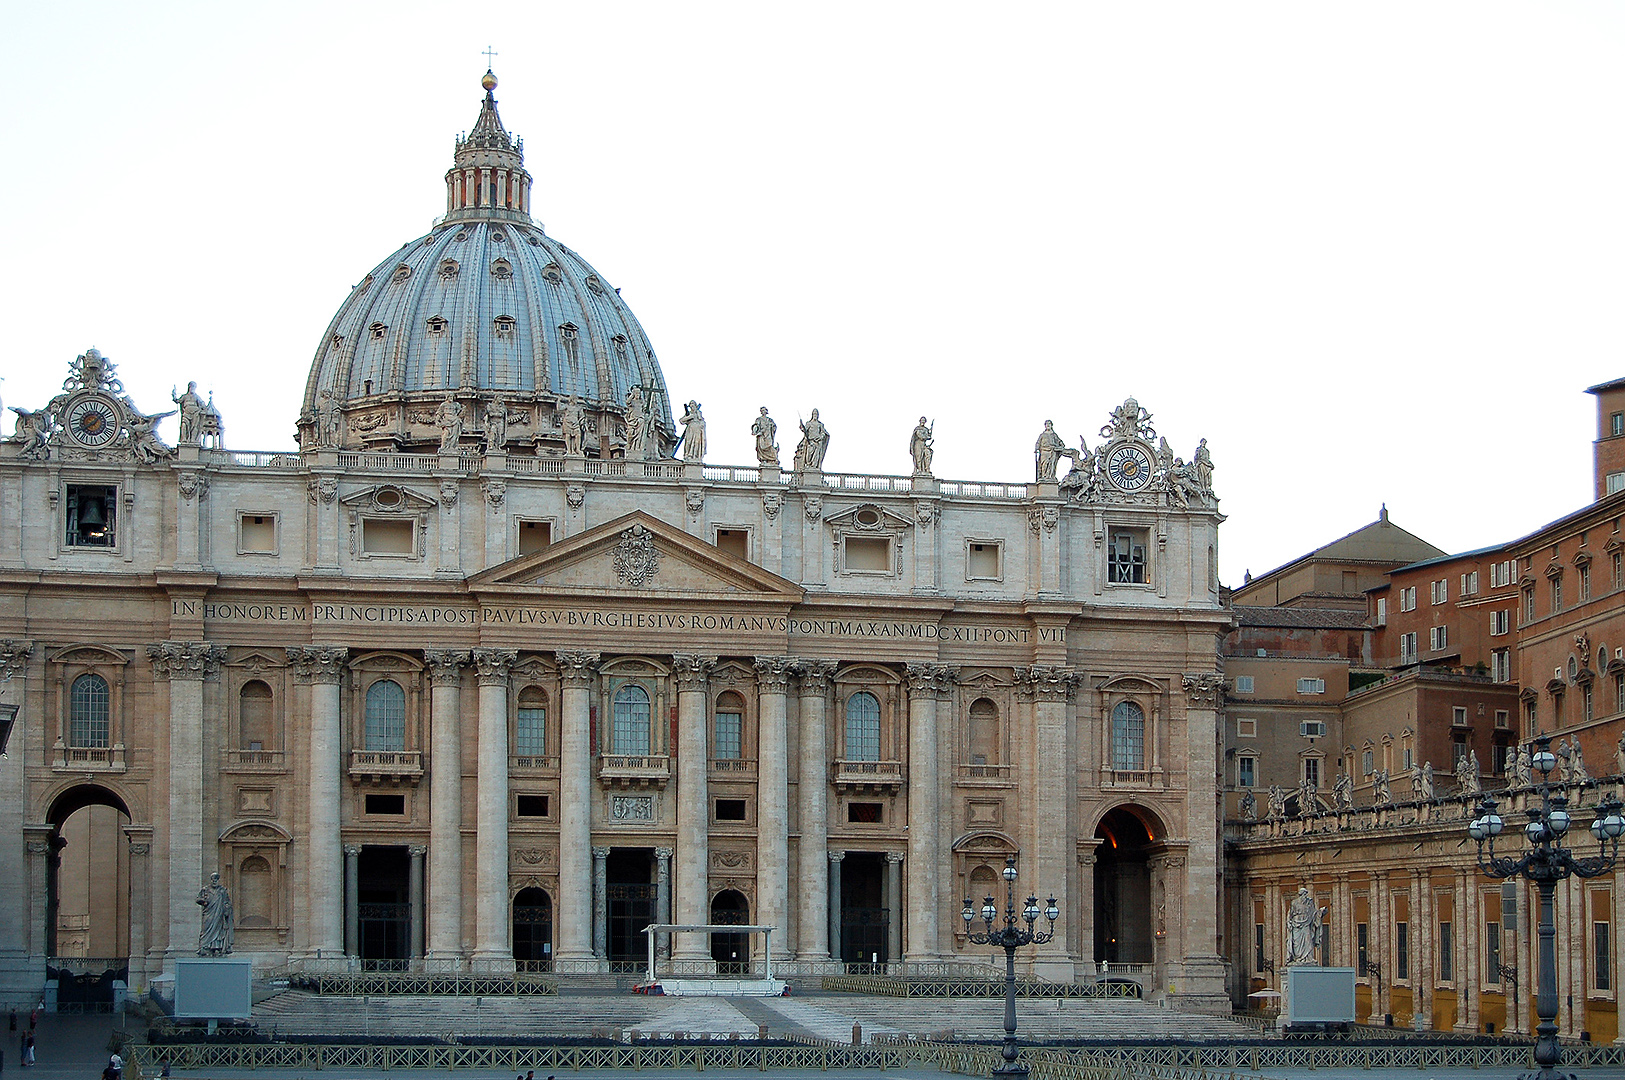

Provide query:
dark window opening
left=66, top=485, right=117, bottom=547
left=517, top=794, right=549, bottom=818
left=848, top=802, right=882, bottom=823
left=715, top=798, right=747, bottom=822
left=365, top=793, right=405, bottom=815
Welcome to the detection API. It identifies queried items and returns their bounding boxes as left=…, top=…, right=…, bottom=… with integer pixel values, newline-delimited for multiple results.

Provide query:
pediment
left=824, top=502, right=914, bottom=532
left=339, top=484, right=438, bottom=513
left=470, top=511, right=804, bottom=599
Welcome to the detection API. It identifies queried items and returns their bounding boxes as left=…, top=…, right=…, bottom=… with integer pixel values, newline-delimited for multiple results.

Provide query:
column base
left=1164, top=955, right=1232, bottom=1014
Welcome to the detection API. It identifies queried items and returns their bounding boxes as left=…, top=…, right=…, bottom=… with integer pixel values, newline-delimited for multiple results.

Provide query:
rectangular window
left=1256, top=922, right=1266, bottom=971
left=1491, top=609, right=1510, bottom=636
left=238, top=513, right=277, bottom=554
left=1486, top=921, right=1501, bottom=983
left=1494, top=708, right=1510, bottom=729
left=1362, top=749, right=1374, bottom=776
left=1452, top=706, right=1468, bottom=727
left=1297, top=677, right=1326, bottom=694
left=1493, top=743, right=1510, bottom=775
left=714, top=798, right=748, bottom=822
left=1610, top=473, right=1625, bottom=497
left=1614, top=411, right=1625, bottom=437
left=1375, top=597, right=1387, bottom=626
left=1403, top=746, right=1414, bottom=770
left=1400, top=632, right=1418, bottom=664
left=1616, top=671, right=1624, bottom=711
left=1430, top=625, right=1448, bottom=651
left=1238, top=756, right=1255, bottom=787
left=1581, top=564, right=1593, bottom=602
left=515, top=705, right=547, bottom=756
left=516, top=794, right=549, bottom=818
left=1299, top=720, right=1327, bottom=737
left=1112, top=708, right=1145, bottom=771
left=1554, top=578, right=1563, bottom=613
left=714, top=527, right=749, bottom=561
left=65, top=484, right=118, bottom=548
left=1108, top=529, right=1148, bottom=584
left=1615, top=551, right=1623, bottom=591
left=1303, top=757, right=1320, bottom=789
left=1523, top=587, right=1536, bottom=624
left=1396, top=921, right=1409, bottom=980
left=1431, top=579, right=1448, bottom=605
left=517, top=519, right=552, bottom=555
left=1400, top=586, right=1417, bottom=612
left=361, top=517, right=414, bottom=555
left=365, top=793, right=406, bottom=815
left=1461, top=571, right=1479, bottom=596
left=1584, top=683, right=1595, bottom=723
left=1233, top=676, right=1255, bottom=694
left=1356, top=922, right=1369, bottom=975
left=714, top=710, right=742, bottom=759
left=1439, top=921, right=1453, bottom=982
left=966, top=541, right=1002, bottom=580
left=1236, top=718, right=1257, bottom=737
left=847, top=801, right=882, bottom=824
left=1598, top=920, right=1613, bottom=991
left=843, top=536, right=891, bottom=572
left=1489, top=560, right=1509, bottom=588
left=1526, top=699, right=1538, bottom=729
left=1492, top=648, right=1512, bottom=682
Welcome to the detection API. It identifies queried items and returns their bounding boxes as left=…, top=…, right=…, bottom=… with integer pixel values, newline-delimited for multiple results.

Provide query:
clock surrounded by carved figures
left=1105, top=443, right=1153, bottom=491
left=64, top=394, right=122, bottom=448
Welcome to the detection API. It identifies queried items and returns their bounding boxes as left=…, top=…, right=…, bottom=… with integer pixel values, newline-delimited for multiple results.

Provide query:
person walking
left=21, top=1029, right=34, bottom=1066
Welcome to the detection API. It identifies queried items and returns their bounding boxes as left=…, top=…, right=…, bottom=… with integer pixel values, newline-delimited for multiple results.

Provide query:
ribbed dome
left=298, top=72, right=674, bottom=456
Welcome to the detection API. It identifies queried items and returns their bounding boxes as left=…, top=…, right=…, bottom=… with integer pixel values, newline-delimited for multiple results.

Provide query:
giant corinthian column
left=904, top=663, right=955, bottom=961
left=288, top=646, right=348, bottom=962
left=672, top=654, right=716, bottom=965
left=423, top=649, right=470, bottom=968
left=555, top=651, right=599, bottom=971
left=754, top=657, right=793, bottom=956
left=794, top=660, right=837, bottom=961
left=472, top=648, right=518, bottom=972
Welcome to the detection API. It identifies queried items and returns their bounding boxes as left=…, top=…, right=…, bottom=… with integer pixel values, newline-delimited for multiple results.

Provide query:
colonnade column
left=1369, top=874, right=1389, bottom=1024
left=472, top=648, right=518, bottom=972
left=1019, top=665, right=1077, bottom=975
left=672, top=654, right=717, bottom=963
left=1455, top=868, right=1479, bottom=1033
left=289, top=646, right=347, bottom=961
left=885, top=852, right=904, bottom=968
left=592, top=847, right=610, bottom=960
left=408, top=845, right=426, bottom=961
left=424, top=649, right=470, bottom=969
left=754, top=658, right=792, bottom=957
left=344, top=845, right=361, bottom=957
left=904, top=664, right=953, bottom=961
left=828, top=852, right=845, bottom=964
left=149, top=642, right=226, bottom=965
left=794, top=661, right=836, bottom=962
left=555, top=652, right=600, bottom=970
left=1413, top=870, right=1433, bottom=1029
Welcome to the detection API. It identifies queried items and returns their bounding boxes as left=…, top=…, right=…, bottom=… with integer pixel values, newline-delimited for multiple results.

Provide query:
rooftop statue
left=1458, top=749, right=1481, bottom=797
left=1034, top=421, right=1066, bottom=482
left=561, top=396, right=585, bottom=456
left=793, top=409, right=829, bottom=471
left=435, top=396, right=464, bottom=453
left=751, top=407, right=779, bottom=466
left=678, top=401, right=706, bottom=462
left=908, top=417, right=934, bottom=475
left=172, top=382, right=205, bottom=446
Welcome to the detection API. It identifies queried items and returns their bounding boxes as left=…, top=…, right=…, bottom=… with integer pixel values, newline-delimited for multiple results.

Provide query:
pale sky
left=3, top=2, right=1622, bottom=586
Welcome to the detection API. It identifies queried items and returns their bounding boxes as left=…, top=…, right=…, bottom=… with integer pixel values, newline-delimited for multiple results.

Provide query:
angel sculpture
left=127, top=410, right=176, bottom=463
left=10, top=407, right=52, bottom=460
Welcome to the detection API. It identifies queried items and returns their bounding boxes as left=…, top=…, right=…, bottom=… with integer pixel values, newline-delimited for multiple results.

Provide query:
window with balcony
left=238, top=680, right=274, bottom=754
left=515, top=688, right=547, bottom=758
left=364, top=680, right=406, bottom=751
left=69, top=673, right=110, bottom=748
left=967, top=697, right=1000, bottom=766
left=845, top=691, right=881, bottom=761
left=612, top=684, right=652, bottom=755
left=1110, top=701, right=1145, bottom=771
left=714, top=695, right=743, bottom=760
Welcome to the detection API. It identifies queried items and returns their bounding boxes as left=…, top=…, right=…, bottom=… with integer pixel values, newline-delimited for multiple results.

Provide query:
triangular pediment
left=470, top=511, right=804, bottom=599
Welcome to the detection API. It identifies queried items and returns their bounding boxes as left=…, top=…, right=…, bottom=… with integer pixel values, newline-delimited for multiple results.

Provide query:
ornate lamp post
left=1469, top=734, right=1625, bottom=1079
left=962, top=855, right=1059, bottom=1078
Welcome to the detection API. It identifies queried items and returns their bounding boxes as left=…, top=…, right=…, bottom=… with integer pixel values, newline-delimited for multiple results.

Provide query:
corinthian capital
left=287, top=646, right=349, bottom=684
left=791, top=658, right=838, bottom=695
left=424, top=649, right=472, bottom=685
left=556, top=651, right=600, bottom=687
left=754, top=656, right=794, bottom=693
left=1182, top=672, right=1224, bottom=708
left=148, top=641, right=227, bottom=681
left=672, top=654, right=717, bottom=691
left=1015, top=665, right=1079, bottom=701
left=0, top=640, right=34, bottom=681
left=905, top=662, right=958, bottom=696
left=472, top=648, right=519, bottom=684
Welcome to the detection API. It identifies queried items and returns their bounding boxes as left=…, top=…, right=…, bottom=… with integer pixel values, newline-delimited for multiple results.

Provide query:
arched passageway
left=46, top=785, right=132, bottom=1003
left=1094, top=806, right=1155, bottom=965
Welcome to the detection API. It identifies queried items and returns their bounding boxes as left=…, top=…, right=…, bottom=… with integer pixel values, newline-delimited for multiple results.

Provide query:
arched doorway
left=512, top=887, right=553, bottom=972
left=710, top=890, right=750, bottom=974
left=1094, top=806, right=1155, bottom=965
left=46, top=784, right=132, bottom=1006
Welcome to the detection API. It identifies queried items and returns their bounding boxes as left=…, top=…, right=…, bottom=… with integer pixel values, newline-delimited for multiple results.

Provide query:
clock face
left=1106, top=444, right=1153, bottom=491
left=66, top=395, right=120, bottom=447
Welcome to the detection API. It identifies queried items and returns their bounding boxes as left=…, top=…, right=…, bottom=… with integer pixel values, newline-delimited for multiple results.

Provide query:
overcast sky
left=3, top=2, right=1622, bottom=586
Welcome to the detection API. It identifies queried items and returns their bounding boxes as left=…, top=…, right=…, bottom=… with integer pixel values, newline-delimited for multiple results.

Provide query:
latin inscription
left=172, top=599, right=1061, bottom=643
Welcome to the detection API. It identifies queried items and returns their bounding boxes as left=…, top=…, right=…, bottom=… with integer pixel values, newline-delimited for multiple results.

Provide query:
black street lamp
left=1469, top=734, right=1625, bottom=1080
left=962, top=855, right=1059, bottom=1077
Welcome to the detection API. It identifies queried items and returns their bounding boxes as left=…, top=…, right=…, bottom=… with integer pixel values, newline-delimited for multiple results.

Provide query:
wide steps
left=246, top=990, right=1257, bottom=1042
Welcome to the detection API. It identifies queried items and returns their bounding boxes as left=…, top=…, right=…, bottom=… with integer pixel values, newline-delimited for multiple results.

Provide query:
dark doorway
left=839, top=851, right=889, bottom=967
left=46, top=785, right=132, bottom=997
left=512, top=887, right=553, bottom=972
left=607, top=848, right=656, bottom=968
left=1095, top=807, right=1155, bottom=964
left=710, top=889, right=750, bottom=973
left=358, top=845, right=411, bottom=968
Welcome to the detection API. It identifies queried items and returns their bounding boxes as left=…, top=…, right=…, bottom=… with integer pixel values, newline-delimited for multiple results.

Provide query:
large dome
left=299, top=72, right=674, bottom=457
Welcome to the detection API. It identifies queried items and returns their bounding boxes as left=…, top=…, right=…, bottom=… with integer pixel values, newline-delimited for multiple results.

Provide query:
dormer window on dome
left=426, top=316, right=448, bottom=336
left=494, top=315, right=516, bottom=338
left=542, top=263, right=563, bottom=285
left=491, top=259, right=513, bottom=281
left=437, top=259, right=459, bottom=281
left=391, top=265, right=412, bottom=283
left=369, top=323, right=387, bottom=341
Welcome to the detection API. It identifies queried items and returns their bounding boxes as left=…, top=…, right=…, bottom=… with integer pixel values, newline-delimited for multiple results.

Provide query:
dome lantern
left=444, top=69, right=533, bottom=223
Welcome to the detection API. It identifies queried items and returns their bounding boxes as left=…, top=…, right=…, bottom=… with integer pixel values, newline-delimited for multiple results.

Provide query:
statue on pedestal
left=1285, top=886, right=1326, bottom=966
left=1034, top=420, right=1066, bottom=482
left=794, top=409, right=829, bottom=471
left=751, top=407, right=779, bottom=466
left=196, top=872, right=234, bottom=956
left=678, top=401, right=706, bottom=462
left=908, top=417, right=934, bottom=475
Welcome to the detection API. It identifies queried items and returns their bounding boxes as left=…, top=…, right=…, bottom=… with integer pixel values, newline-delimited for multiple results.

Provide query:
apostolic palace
left=0, top=72, right=1232, bottom=1010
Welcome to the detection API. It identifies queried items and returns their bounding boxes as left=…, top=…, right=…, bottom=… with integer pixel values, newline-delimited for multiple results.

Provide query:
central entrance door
left=839, top=851, right=889, bottom=967
left=358, top=846, right=411, bottom=969
left=710, top=890, right=750, bottom=974
left=606, top=848, right=656, bottom=969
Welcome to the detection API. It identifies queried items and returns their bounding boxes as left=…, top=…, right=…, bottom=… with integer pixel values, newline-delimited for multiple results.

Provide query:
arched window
left=1110, top=700, right=1145, bottom=771
left=69, top=673, right=110, bottom=748
left=239, top=680, right=273, bottom=751
left=364, top=679, right=406, bottom=752
left=612, top=684, right=651, bottom=755
left=516, top=686, right=547, bottom=758
left=714, top=691, right=744, bottom=760
left=845, top=691, right=881, bottom=761
left=968, top=698, right=999, bottom=765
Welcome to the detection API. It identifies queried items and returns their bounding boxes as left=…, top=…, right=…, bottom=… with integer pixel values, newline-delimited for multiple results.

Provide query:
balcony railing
left=226, top=749, right=287, bottom=769
left=511, top=754, right=557, bottom=772
left=52, top=742, right=125, bottom=771
left=597, top=754, right=671, bottom=789
left=1103, top=768, right=1161, bottom=789
left=348, top=749, right=423, bottom=784
left=832, top=759, right=905, bottom=793
left=956, top=763, right=1013, bottom=780
left=709, top=758, right=757, bottom=776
